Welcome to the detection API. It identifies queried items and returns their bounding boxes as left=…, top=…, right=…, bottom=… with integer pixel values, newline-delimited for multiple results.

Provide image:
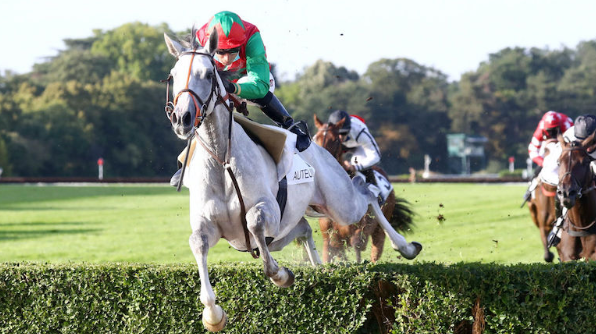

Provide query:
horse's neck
left=197, top=105, right=231, bottom=160
left=570, top=192, right=596, bottom=225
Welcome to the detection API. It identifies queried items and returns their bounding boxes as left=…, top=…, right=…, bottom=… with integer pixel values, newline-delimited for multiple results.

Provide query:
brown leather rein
left=162, top=49, right=259, bottom=259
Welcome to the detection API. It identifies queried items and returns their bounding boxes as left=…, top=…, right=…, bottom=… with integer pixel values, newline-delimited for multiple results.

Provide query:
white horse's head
left=164, top=29, right=225, bottom=140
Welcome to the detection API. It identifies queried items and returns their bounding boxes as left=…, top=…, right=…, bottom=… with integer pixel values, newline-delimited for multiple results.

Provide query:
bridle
left=558, top=143, right=595, bottom=199
left=162, top=49, right=258, bottom=259
left=162, top=50, right=230, bottom=128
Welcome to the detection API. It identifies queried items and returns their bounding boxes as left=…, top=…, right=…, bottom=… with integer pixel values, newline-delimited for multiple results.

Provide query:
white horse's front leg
left=189, top=229, right=227, bottom=332
left=369, top=201, right=422, bottom=260
left=246, top=201, right=295, bottom=287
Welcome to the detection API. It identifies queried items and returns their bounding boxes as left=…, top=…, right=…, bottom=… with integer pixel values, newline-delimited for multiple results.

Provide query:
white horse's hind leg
left=189, top=230, right=227, bottom=332
left=369, top=200, right=423, bottom=260
left=268, top=217, right=322, bottom=266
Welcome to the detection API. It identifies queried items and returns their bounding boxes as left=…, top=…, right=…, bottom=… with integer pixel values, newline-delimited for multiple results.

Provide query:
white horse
left=163, top=29, right=422, bottom=332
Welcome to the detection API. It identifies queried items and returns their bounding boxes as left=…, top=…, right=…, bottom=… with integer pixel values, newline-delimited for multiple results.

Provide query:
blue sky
left=2, top=0, right=596, bottom=81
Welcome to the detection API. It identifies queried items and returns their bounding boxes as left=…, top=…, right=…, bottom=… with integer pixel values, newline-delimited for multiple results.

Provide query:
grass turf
left=0, top=182, right=545, bottom=265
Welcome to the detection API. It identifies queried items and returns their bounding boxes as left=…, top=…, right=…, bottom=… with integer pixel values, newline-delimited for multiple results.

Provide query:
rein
left=163, top=50, right=258, bottom=259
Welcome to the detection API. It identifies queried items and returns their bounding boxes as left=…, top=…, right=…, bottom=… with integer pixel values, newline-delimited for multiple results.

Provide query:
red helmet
left=201, top=11, right=246, bottom=50
left=542, top=111, right=561, bottom=129
left=542, top=111, right=562, bottom=139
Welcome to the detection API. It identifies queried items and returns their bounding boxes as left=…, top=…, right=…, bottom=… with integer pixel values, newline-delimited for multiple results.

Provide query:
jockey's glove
left=221, top=78, right=237, bottom=94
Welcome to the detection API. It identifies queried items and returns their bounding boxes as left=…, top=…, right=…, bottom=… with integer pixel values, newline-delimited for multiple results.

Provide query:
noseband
left=162, top=50, right=226, bottom=128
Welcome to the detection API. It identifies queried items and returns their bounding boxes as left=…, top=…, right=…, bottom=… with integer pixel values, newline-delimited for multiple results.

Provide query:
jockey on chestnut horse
left=325, top=110, right=393, bottom=204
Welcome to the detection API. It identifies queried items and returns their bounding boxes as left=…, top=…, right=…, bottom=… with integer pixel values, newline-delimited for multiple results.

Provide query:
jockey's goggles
left=216, top=47, right=240, bottom=55
left=544, top=127, right=560, bottom=139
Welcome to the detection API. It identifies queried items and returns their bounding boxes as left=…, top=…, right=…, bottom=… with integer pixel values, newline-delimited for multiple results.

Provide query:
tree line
left=1, top=22, right=595, bottom=177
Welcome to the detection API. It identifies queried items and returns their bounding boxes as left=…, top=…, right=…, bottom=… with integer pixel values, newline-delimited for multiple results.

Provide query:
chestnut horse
left=555, top=132, right=596, bottom=261
left=313, top=114, right=415, bottom=263
left=527, top=140, right=557, bottom=262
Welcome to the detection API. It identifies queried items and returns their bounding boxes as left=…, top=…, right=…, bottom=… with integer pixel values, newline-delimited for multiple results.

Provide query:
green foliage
left=448, top=46, right=580, bottom=166
left=90, top=22, right=175, bottom=83
left=2, top=262, right=596, bottom=333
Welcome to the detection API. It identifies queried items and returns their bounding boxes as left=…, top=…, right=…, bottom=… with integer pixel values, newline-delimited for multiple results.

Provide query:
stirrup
left=547, top=227, right=561, bottom=248
left=547, top=217, right=564, bottom=248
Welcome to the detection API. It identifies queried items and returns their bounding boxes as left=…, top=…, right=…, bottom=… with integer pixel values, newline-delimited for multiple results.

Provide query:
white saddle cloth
left=540, top=142, right=562, bottom=186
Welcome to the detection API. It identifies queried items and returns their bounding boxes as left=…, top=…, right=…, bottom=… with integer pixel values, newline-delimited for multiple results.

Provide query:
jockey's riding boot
left=521, top=178, right=534, bottom=205
left=547, top=197, right=565, bottom=248
left=170, top=161, right=183, bottom=187
left=522, top=166, right=543, bottom=203
left=362, top=169, right=377, bottom=185
left=252, top=92, right=311, bottom=152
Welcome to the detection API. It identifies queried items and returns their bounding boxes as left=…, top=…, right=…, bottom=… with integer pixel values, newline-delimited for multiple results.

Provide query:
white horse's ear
left=164, top=33, right=183, bottom=58
left=206, top=28, right=218, bottom=55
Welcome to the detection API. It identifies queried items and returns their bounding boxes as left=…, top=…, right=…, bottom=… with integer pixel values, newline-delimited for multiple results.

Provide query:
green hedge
left=1, top=262, right=596, bottom=333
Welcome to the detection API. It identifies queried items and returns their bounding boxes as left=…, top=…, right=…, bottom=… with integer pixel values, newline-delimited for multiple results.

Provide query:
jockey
left=547, top=114, right=596, bottom=247
left=522, top=111, right=574, bottom=202
left=327, top=110, right=394, bottom=204
left=328, top=110, right=382, bottom=185
left=171, top=11, right=310, bottom=186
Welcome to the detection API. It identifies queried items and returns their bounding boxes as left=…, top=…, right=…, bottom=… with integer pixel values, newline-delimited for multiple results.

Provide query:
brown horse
left=313, top=114, right=415, bottom=263
left=527, top=139, right=557, bottom=262
left=555, top=132, right=596, bottom=261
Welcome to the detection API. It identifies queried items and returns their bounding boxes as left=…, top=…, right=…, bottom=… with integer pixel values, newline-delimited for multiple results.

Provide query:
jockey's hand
left=532, top=156, right=544, bottom=167
left=342, top=160, right=356, bottom=173
left=228, top=94, right=249, bottom=116
left=221, top=77, right=237, bottom=94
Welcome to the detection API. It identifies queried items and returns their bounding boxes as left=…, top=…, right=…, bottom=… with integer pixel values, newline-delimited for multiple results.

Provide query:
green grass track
left=0, top=182, right=544, bottom=265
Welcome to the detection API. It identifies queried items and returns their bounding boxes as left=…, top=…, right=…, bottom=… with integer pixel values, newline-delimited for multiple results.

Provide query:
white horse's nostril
left=182, top=111, right=192, bottom=127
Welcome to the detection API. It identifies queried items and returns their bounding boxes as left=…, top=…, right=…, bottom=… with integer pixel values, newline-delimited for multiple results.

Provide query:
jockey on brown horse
left=327, top=110, right=391, bottom=204
left=523, top=111, right=574, bottom=204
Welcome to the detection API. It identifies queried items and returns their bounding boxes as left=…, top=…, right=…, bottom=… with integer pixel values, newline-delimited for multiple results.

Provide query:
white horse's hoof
left=400, top=241, right=423, bottom=260
left=202, top=305, right=227, bottom=332
left=270, top=267, right=295, bottom=287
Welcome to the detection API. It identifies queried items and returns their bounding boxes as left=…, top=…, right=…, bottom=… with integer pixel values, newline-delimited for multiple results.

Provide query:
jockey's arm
left=349, top=130, right=381, bottom=171
left=528, top=127, right=544, bottom=167
left=234, top=32, right=270, bottom=100
left=532, top=155, right=544, bottom=167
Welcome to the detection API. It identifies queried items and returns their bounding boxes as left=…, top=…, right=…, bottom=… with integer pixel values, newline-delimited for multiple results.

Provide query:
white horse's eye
left=205, top=71, right=214, bottom=80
